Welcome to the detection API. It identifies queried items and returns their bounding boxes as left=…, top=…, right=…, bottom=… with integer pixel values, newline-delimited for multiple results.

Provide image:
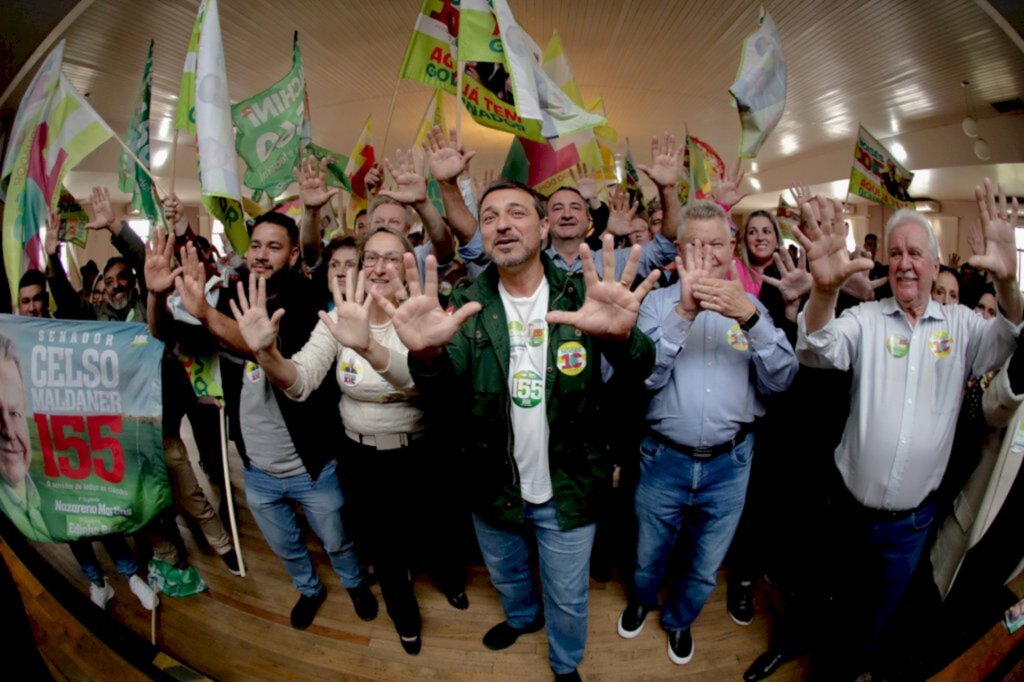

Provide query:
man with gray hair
left=794, top=182, right=1022, bottom=675
left=619, top=200, right=797, bottom=665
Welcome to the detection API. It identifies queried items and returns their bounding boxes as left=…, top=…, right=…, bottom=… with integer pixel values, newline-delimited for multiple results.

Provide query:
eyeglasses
left=362, top=252, right=404, bottom=268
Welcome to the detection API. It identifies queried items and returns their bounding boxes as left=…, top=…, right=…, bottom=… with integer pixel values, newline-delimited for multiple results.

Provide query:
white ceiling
left=6, top=0, right=1024, bottom=209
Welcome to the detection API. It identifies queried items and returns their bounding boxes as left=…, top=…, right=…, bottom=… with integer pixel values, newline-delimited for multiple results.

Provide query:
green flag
left=305, top=143, right=351, bottom=193
left=119, top=40, right=162, bottom=225
left=232, top=32, right=306, bottom=197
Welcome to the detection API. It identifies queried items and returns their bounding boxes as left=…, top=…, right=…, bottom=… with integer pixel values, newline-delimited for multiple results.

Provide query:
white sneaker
left=89, top=579, right=115, bottom=609
left=129, top=575, right=159, bottom=610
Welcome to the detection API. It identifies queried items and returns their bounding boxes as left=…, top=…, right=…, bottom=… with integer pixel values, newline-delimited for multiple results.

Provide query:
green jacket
left=410, top=256, right=655, bottom=530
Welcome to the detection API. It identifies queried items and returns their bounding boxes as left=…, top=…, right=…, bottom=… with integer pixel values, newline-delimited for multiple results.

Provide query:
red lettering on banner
left=35, top=413, right=126, bottom=483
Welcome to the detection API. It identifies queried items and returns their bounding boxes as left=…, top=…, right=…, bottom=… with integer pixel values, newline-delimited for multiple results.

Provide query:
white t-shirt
left=499, top=279, right=552, bottom=504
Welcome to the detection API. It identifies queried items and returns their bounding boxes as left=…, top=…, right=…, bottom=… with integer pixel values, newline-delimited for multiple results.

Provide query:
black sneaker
left=554, top=669, right=581, bottom=681
left=290, top=587, right=327, bottom=630
left=667, top=628, right=694, bottom=665
left=399, top=634, right=422, bottom=656
left=221, top=549, right=241, bottom=576
left=617, top=602, right=650, bottom=639
left=482, top=616, right=545, bottom=650
left=728, top=579, right=754, bottom=626
left=445, top=591, right=470, bottom=610
left=347, top=584, right=379, bottom=621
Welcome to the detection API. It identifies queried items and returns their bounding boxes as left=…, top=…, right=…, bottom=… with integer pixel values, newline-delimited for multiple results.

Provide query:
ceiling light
left=961, top=116, right=978, bottom=138
left=152, top=148, right=168, bottom=168
left=915, top=200, right=942, bottom=213
left=748, top=177, right=761, bottom=191
left=891, top=142, right=907, bottom=163
left=974, top=138, right=992, bottom=160
left=750, top=161, right=758, bottom=173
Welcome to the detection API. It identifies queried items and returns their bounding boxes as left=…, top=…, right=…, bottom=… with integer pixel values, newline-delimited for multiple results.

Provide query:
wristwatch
left=739, top=310, right=760, bottom=332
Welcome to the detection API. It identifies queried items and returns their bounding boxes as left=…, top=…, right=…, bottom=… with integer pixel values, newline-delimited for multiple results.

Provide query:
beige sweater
left=285, top=314, right=423, bottom=436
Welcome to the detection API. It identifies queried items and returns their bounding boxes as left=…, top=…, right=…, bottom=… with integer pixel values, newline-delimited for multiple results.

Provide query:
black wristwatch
left=739, top=310, right=760, bottom=332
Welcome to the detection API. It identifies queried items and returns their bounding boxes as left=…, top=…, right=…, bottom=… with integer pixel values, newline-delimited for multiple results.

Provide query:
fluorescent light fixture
left=750, top=161, right=759, bottom=173
left=152, top=148, right=168, bottom=168
left=749, top=177, right=761, bottom=191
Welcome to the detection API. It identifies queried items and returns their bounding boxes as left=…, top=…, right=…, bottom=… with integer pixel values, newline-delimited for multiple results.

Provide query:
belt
left=344, top=429, right=425, bottom=451
left=647, top=424, right=753, bottom=460
left=836, top=487, right=937, bottom=521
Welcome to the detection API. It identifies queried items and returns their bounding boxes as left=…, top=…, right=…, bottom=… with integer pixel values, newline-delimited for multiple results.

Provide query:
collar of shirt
left=545, top=245, right=583, bottom=273
left=880, top=296, right=945, bottom=324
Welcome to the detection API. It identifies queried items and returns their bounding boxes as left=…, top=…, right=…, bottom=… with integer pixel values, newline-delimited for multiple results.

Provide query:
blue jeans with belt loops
left=632, top=433, right=753, bottom=632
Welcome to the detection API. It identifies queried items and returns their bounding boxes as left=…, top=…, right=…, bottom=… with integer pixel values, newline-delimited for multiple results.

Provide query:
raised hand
left=712, top=159, right=749, bottom=208
left=44, top=210, right=61, bottom=257
left=295, top=154, right=339, bottom=210
left=174, top=241, right=211, bottom=321
left=372, top=253, right=481, bottom=359
left=606, top=185, right=639, bottom=236
left=228, top=274, right=284, bottom=354
left=569, top=162, right=599, bottom=202
left=472, top=167, right=497, bottom=205
left=763, top=247, right=812, bottom=305
left=789, top=183, right=813, bottom=210
left=693, top=261, right=757, bottom=322
left=424, top=126, right=477, bottom=184
left=381, top=148, right=428, bottom=206
left=86, top=186, right=116, bottom=231
left=791, top=195, right=873, bottom=292
left=318, top=269, right=372, bottom=352
left=675, top=239, right=715, bottom=319
left=637, top=132, right=682, bottom=190
left=144, top=229, right=182, bottom=295
left=970, top=178, right=1019, bottom=283
left=840, top=268, right=889, bottom=302
left=946, top=252, right=961, bottom=269
left=967, top=220, right=985, bottom=257
left=546, top=233, right=660, bottom=340
left=162, top=194, right=188, bottom=233
left=365, top=162, right=384, bottom=197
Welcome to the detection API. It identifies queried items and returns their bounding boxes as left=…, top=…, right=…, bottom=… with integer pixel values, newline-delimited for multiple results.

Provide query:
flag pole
left=380, top=75, right=403, bottom=158
left=168, top=129, right=180, bottom=198
left=111, top=133, right=168, bottom=201
left=218, top=401, right=246, bottom=577
left=455, top=62, right=464, bottom=145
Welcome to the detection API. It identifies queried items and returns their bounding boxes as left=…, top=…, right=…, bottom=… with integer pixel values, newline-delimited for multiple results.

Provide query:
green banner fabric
left=118, top=40, right=162, bottom=224
left=232, top=32, right=306, bottom=197
left=0, top=315, right=171, bottom=543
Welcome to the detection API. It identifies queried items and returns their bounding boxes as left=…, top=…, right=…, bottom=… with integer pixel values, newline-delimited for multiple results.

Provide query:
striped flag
left=118, top=40, right=162, bottom=225
left=176, top=0, right=248, bottom=255
left=2, top=41, right=114, bottom=305
left=345, top=116, right=375, bottom=231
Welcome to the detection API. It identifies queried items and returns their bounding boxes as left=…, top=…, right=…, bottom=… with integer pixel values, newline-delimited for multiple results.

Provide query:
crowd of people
left=4, top=127, right=1023, bottom=681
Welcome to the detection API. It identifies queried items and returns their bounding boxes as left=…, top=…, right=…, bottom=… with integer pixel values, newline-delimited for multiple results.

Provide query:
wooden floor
left=7, top=426, right=1023, bottom=681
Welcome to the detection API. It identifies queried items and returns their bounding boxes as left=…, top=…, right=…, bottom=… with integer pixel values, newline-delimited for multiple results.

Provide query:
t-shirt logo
left=556, top=341, right=587, bottom=376
left=244, top=361, right=263, bottom=383
left=528, top=319, right=547, bottom=347
left=339, top=358, right=363, bottom=386
left=512, top=370, right=544, bottom=408
left=727, top=325, right=749, bottom=352
left=886, top=334, right=910, bottom=358
left=929, top=331, right=953, bottom=358
left=508, top=320, right=527, bottom=350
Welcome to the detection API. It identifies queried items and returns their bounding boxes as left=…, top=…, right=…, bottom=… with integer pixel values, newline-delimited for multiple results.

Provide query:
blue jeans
left=473, top=500, right=596, bottom=674
left=243, top=459, right=363, bottom=596
left=632, top=434, right=753, bottom=632
left=834, top=491, right=936, bottom=655
left=69, top=535, right=138, bottom=586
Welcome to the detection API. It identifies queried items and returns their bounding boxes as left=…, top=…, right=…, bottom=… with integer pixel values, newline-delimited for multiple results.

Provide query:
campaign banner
left=0, top=315, right=171, bottom=543
left=847, top=125, right=915, bottom=209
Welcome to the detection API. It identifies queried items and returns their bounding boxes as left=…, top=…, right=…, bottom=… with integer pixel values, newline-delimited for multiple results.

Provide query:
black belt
left=647, top=424, right=753, bottom=460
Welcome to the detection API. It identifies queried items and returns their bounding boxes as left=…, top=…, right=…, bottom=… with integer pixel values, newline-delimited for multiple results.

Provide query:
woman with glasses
left=234, top=226, right=467, bottom=655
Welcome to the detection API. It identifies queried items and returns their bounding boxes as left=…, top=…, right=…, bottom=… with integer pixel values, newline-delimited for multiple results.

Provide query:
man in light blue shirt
left=618, top=200, right=797, bottom=666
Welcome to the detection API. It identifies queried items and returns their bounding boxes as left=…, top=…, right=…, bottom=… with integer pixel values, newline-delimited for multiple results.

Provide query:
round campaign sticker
left=244, top=361, right=263, bottom=383
left=556, top=341, right=587, bottom=376
left=339, top=358, right=364, bottom=387
left=929, top=331, right=953, bottom=358
left=528, top=319, right=547, bottom=347
left=508, top=320, right=527, bottom=349
left=886, top=334, right=910, bottom=358
left=512, top=370, right=544, bottom=408
left=726, top=325, right=749, bottom=352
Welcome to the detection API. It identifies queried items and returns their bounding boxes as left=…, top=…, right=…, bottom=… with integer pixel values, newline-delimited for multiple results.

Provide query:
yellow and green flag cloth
left=118, top=40, right=162, bottom=226
left=345, top=116, right=375, bottom=231
left=848, top=125, right=915, bottom=209
left=413, top=90, right=448, bottom=216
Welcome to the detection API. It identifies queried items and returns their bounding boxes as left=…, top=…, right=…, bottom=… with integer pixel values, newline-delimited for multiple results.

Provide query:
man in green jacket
left=378, top=180, right=658, bottom=681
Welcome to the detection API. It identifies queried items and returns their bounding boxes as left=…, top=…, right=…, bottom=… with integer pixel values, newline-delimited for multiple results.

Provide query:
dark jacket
left=410, top=256, right=655, bottom=530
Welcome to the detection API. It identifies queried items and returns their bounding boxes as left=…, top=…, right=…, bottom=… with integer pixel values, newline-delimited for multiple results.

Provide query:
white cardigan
left=284, top=313, right=423, bottom=436
left=931, top=359, right=1024, bottom=599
